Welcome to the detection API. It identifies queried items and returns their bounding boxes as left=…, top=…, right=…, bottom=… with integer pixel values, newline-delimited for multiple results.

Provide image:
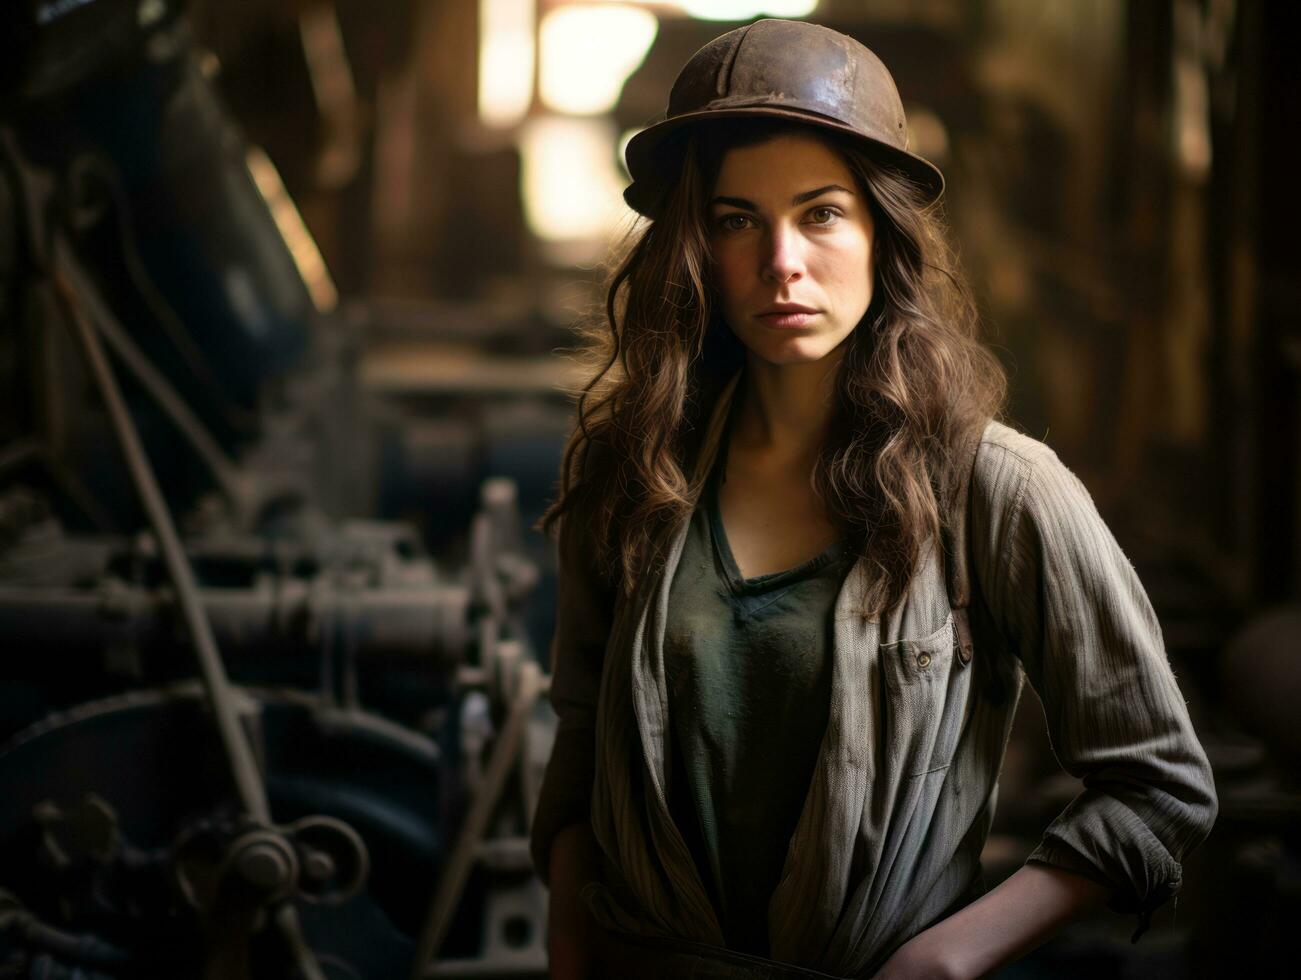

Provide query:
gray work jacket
left=530, top=372, right=1218, bottom=978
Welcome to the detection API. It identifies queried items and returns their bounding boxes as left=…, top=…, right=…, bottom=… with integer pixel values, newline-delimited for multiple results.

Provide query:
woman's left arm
left=873, top=862, right=1108, bottom=979
left=878, top=436, right=1219, bottom=979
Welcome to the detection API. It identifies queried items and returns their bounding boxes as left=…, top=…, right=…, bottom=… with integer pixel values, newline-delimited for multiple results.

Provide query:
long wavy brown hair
left=539, top=117, right=1008, bottom=619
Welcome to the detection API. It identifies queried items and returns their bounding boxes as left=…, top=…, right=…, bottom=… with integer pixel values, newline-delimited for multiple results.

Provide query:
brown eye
left=807, top=206, right=840, bottom=225
left=717, top=213, right=752, bottom=232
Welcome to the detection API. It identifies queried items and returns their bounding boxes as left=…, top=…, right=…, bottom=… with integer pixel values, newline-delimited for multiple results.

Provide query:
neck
left=732, top=348, right=843, bottom=462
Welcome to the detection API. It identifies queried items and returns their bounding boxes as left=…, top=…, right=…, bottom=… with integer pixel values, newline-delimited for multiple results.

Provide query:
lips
left=758, top=303, right=817, bottom=315
left=756, top=304, right=819, bottom=328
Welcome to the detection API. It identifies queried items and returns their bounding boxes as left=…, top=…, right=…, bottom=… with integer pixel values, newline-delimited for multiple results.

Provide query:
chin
left=743, top=331, right=844, bottom=366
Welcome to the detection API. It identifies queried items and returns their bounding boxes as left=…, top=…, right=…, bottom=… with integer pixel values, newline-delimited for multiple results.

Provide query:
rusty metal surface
left=623, top=18, right=944, bottom=216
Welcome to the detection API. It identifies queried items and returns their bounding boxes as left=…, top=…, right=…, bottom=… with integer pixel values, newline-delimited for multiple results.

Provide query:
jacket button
left=917, top=652, right=931, bottom=668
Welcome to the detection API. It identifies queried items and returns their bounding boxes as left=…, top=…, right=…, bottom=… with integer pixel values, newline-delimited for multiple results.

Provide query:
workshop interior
left=0, top=0, right=1296, bottom=977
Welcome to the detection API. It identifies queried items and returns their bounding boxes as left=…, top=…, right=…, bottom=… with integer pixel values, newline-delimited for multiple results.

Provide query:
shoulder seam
left=978, top=438, right=1040, bottom=469
left=971, top=428, right=1038, bottom=583
left=977, top=439, right=1048, bottom=476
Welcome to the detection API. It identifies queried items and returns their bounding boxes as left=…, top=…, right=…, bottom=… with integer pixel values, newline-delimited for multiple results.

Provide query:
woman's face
left=708, top=132, right=876, bottom=368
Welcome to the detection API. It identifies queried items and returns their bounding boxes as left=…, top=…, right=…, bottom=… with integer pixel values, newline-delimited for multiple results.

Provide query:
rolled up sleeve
left=528, top=511, right=615, bottom=885
left=976, top=439, right=1218, bottom=934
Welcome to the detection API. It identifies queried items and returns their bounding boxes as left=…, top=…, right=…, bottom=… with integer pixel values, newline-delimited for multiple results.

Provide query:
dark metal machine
left=0, top=2, right=554, bottom=977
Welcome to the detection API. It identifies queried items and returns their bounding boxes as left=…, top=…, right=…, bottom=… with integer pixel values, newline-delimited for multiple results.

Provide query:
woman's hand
left=546, top=822, right=604, bottom=980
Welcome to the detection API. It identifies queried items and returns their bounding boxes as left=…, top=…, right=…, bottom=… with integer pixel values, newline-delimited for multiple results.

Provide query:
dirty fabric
left=530, top=370, right=1219, bottom=978
left=664, top=421, right=851, bottom=955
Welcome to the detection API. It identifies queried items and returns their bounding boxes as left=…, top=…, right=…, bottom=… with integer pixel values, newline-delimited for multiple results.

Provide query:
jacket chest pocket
left=879, top=612, right=969, bottom=776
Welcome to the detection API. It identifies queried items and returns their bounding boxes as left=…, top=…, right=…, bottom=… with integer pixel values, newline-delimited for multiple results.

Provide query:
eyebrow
left=709, top=183, right=855, bottom=210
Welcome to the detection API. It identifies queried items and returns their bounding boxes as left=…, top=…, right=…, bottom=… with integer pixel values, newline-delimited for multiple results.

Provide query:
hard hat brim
left=623, top=105, right=945, bottom=218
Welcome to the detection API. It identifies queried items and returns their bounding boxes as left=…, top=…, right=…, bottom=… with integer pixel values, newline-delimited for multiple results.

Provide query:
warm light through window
left=571, top=0, right=818, bottom=19
left=539, top=4, right=658, bottom=115
left=479, top=0, right=535, bottom=128
left=675, top=0, right=818, bottom=21
left=520, top=115, right=629, bottom=244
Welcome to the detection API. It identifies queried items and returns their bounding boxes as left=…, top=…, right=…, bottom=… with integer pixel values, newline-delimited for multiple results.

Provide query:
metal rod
left=55, top=245, right=249, bottom=516
left=48, top=187, right=326, bottom=980
left=409, top=660, right=543, bottom=979
left=51, top=251, right=270, bottom=824
left=274, top=904, right=327, bottom=980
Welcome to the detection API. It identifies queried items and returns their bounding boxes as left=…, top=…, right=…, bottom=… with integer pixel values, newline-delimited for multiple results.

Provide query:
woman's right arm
left=546, top=822, right=604, bottom=979
left=529, top=508, right=616, bottom=977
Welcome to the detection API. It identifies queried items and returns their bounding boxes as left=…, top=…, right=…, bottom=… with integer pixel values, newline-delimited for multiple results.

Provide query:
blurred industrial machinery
left=0, top=1, right=560, bottom=976
left=3, top=0, right=1301, bottom=978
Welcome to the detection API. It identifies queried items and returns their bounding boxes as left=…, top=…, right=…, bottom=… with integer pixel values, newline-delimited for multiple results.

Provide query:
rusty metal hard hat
left=623, top=18, right=945, bottom=216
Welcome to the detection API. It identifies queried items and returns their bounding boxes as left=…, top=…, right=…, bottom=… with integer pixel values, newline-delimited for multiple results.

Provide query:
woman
left=530, top=18, right=1217, bottom=980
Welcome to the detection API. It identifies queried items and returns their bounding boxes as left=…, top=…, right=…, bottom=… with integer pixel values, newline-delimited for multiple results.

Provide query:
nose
left=760, top=223, right=805, bottom=285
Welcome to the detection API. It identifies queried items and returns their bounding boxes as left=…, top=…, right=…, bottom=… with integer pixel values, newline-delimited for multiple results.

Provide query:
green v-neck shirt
left=663, top=422, right=853, bottom=956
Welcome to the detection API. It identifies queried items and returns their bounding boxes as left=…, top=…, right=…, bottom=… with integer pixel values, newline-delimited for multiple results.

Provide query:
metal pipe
left=0, top=581, right=472, bottom=665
